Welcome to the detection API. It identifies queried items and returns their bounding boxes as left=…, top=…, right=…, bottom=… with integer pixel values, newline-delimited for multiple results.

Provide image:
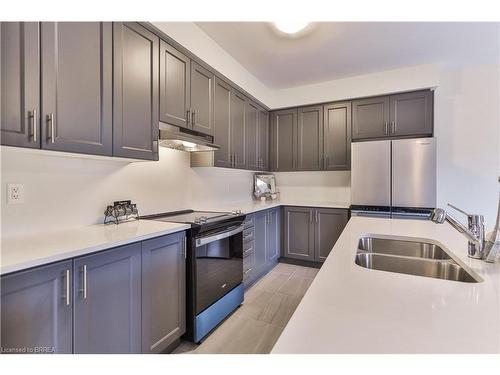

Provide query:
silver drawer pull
left=244, top=267, right=253, bottom=274
left=244, top=247, right=253, bottom=254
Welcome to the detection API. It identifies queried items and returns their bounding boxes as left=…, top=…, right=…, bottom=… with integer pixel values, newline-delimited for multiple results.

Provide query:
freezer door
left=392, top=138, right=436, bottom=208
left=351, top=140, right=391, bottom=206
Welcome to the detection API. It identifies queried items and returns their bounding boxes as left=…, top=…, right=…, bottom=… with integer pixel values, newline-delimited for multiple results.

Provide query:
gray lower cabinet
left=267, top=208, right=281, bottom=262
left=323, top=101, right=351, bottom=170
left=352, top=96, right=390, bottom=140
left=141, top=232, right=186, bottom=354
left=253, top=211, right=268, bottom=280
left=283, top=206, right=348, bottom=263
left=283, top=207, right=315, bottom=261
left=297, top=105, right=324, bottom=171
left=159, top=40, right=191, bottom=129
left=1, top=22, right=40, bottom=149
left=213, top=78, right=232, bottom=167
left=40, top=22, right=113, bottom=156
left=271, top=108, right=297, bottom=171
left=113, top=22, right=159, bottom=160
left=73, top=242, right=142, bottom=354
left=390, top=90, right=433, bottom=137
left=1, top=260, right=73, bottom=354
left=314, top=208, right=349, bottom=262
left=190, top=61, right=214, bottom=135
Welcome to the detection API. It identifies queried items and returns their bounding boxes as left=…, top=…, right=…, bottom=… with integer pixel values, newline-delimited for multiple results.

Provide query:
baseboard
left=278, top=257, right=322, bottom=269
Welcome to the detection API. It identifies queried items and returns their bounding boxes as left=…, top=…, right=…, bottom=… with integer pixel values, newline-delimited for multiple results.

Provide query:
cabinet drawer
left=243, top=241, right=255, bottom=258
left=243, top=227, right=255, bottom=243
left=243, top=251, right=256, bottom=280
left=243, top=214, right=255, bottom=228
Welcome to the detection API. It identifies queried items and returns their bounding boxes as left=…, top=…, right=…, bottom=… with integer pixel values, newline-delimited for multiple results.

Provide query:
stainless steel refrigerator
left=351, top=138, right=436, bottom=219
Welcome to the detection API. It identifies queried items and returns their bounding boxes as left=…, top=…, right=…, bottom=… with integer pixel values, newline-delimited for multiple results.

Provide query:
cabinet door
left=231, top=90, right=246, bottom=169
left=314, top=208, right=348, bottom=263
left=190, top=61, right=214, bottom=135
left=324, top=101, right=351, bottom=170
left=73, top=242, right=141, bottom=354
left=271, top=108, right=297, bottom=171
left=142, top=232, right=186, bottom=354
left=213, top=78, right=232, bottom=167
left=246, top=100, right=259, bottom=170
left=159, top=41, right=191, bottom=129
left=297, top=105, right=323, bottom=171
left=40, top=22, right=112, bottom=156
left=390, top=90, right=433, bottom=137
left=352, top=96, right=390, bottom=140
left=266, top=208, right=281, bottom=263
left=258, top=108, right=269, bottom=170
left=254, top=210, right=268, bottom=277
left=1, top=22, right=40, bottom=149
left=283, top=207, right=315, bottom=261
left=1, top=260, right=73, bottom=354
left=113, top=22, right=159, bottom=160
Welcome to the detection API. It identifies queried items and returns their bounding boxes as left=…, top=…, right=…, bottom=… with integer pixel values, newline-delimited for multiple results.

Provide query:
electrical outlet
left=7, top=184, right=24, bottom=204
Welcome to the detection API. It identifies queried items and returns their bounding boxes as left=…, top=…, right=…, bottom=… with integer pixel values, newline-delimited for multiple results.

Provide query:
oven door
left=194, top=224, right=244, bottom=314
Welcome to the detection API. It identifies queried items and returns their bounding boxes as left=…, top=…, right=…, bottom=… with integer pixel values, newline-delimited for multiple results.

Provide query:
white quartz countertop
left=1, top=220, right=190, bottom=275
left=195, top=199, right=351, bottom=214
left=271, top=216, right=500, bottom=354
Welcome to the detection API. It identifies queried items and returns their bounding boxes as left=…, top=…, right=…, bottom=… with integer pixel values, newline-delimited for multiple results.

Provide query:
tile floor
left=173, top=262, right=319, bottom=354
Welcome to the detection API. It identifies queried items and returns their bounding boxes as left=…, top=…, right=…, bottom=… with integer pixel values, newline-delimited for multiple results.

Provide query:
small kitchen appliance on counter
left=142, top=209, right=246, bottom=343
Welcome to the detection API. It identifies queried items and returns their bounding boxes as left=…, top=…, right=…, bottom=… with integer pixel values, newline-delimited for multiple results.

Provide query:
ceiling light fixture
left=273, top=21, right=310, bottom=35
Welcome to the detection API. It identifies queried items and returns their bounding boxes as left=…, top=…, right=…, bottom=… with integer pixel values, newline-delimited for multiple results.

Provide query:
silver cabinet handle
left=384, top=122, right=389, bottom=135
left=31, top=109, right=37, bottom=142
left=315, top=210, right=319, bottom=223
left=244, top=267, right=253, bottom=275
left=64, top=269, right=71, bottom=306
left=81, top=265, right=88, bottom=299
left=309, top=211, right=313, bottom=223
left=244, top=247, right=253, bottom=254
left=392, top=121, right=396, bottom=133
left=192, top=110, right=196, bottom=126
left=186, top=109, right=191, bottom=127
left=47, top=113, right=55, bottom=143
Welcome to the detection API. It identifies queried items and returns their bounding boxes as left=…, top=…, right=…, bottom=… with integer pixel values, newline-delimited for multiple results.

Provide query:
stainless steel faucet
left=431, top=177, right=500, bottom=263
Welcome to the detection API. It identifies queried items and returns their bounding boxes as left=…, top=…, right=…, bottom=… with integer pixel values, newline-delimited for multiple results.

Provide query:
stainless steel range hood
left=158, top=123, right=220, bottom=152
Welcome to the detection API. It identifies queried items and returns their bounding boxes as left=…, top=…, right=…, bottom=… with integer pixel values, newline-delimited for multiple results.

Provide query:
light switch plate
left=7, top=183, right=24, bottom=204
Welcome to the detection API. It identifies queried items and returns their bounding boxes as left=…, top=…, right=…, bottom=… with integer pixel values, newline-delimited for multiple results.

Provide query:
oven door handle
left=195, top=225, right=244, bottom=247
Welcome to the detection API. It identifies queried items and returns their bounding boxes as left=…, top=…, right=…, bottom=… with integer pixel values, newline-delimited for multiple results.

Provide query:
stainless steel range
left=142, top=209, right=246, bottom=343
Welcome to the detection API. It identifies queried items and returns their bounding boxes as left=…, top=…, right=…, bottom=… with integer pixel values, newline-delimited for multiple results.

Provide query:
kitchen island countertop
left=271, top=216, right=500, bottom=353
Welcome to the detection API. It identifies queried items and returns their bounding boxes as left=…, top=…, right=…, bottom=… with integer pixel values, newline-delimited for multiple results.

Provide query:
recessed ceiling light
left=273, top=21, right=310, bottom=35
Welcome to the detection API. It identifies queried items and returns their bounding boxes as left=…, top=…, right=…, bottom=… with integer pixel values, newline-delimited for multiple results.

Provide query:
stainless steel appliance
left=142, top=209, right=245, bottom=343
left=158, top=123, right=220, bottom=152
left=351, top=138, right=436, bottom=219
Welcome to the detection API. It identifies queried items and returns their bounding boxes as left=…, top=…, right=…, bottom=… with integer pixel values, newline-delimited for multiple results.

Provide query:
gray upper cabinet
left=267, top=208, right=281, bottom=262
left=231, top=90, right=247, bottom=169
left=1, top=22, right=40, bottom=149
left=271, top=108, right=297, bottom=171
left=283, top=207, right=315, bottom=261
left=113, top=22, right=159, bottom=161
left=159, top=41, right=191, bottom=129
left=314, top=208, right=348, bottom=262
left=246, top=100, right=259, bottom=170
left=190, top=61, right=214, bottom=135
left=213, top=78, right=232, bottom=168
left=390, top=90, right=433, bottom=137
left=73, top=242, right=142, bottom=354
left=323, top=101, right=351, bottom=170
left=40, top=22, right=113, bottom=156
left=1, top=260, right=73, bottom=354
left=297, top=105, right=323, bottom=171
left=352, top=96, right=390, bottom=140
left=258, top=108, right=269, bottom=170
left=141, top=232, right=186, bottom=354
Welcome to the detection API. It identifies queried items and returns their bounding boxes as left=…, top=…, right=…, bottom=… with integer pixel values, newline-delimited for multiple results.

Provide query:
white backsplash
left=1, top=146, right=350, bottom=236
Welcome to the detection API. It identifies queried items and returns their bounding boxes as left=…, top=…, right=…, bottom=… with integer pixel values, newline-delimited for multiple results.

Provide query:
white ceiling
left=195, top=22, right=499, bottom=89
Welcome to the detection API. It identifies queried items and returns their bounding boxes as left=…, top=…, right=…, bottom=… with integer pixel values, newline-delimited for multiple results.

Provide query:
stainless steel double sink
left=355, top=236, right=480, bottom=283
